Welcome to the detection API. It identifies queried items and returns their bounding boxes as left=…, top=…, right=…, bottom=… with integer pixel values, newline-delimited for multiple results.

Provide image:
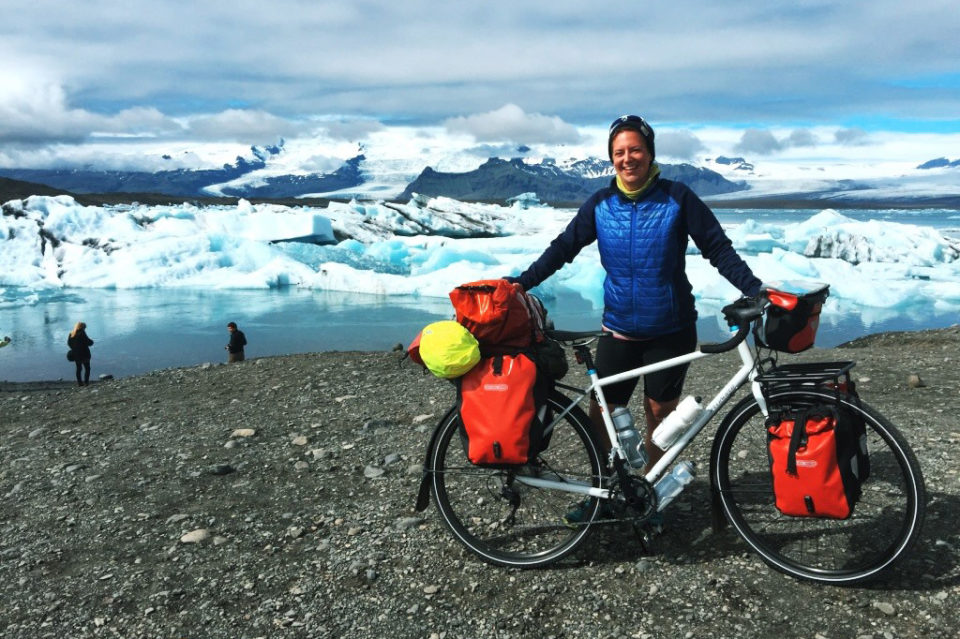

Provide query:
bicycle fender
left=415, top=405, right=457, bottom=512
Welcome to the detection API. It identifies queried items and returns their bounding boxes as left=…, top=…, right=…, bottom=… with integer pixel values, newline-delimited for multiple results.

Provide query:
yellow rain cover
left=419, top=320, right=481, bottom=379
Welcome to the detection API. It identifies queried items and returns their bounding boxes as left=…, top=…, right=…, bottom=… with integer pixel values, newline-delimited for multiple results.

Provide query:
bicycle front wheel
left=713, top=388, right=926, bottom=585
left=429, top=393, right=604, bottom=568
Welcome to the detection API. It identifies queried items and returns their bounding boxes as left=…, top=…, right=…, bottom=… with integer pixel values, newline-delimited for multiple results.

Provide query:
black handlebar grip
left=699, top=322, right=751, bottom=354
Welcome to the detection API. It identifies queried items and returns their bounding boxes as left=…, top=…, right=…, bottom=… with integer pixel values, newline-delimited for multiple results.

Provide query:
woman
left=511, top=115, right=762, bottom=522
left=67, top=322, right=94, bottom=386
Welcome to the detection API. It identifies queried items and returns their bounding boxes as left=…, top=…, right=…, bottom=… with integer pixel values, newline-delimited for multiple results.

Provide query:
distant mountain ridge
left=0, top=148, right=277, bottom=197
left=0, top=152, right=743, bottom=205
left=3, top=147, right=959, bottom=209
left=399, top=157, right=746, bottom=204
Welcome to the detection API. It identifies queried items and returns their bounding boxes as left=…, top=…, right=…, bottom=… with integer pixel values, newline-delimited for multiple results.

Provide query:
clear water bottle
left=652, top=396, right=703, bottom=451
left=654, top=461, right=696, bottom=511
left=611, top=406, right=648, bottom=468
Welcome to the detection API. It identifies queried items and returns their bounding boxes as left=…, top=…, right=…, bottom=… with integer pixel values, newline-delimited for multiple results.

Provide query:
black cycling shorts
left=594, top=324, right=698, bottom=405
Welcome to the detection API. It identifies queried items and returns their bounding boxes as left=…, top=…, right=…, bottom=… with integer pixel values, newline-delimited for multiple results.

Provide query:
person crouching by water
left=225, top=322, right=247, bottom=363
left=67, top=322, right=94, bottom=386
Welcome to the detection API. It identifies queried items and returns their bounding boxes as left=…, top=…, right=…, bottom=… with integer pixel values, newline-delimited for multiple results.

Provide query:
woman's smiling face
left=610, top=129, right=652, bottom=191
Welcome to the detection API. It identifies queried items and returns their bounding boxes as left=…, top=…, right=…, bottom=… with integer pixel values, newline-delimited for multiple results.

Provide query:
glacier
left=2, top=194, right=959, bottom=318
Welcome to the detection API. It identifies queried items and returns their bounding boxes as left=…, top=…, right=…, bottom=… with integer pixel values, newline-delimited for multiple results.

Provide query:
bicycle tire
left=712, top=388, right=926, bottom=585
left=429, top=392, right=604, bottom=568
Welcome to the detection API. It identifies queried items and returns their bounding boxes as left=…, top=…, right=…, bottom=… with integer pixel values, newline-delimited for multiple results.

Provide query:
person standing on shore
left=67, top=322, right=94, bottom=386
left=510, top=115, right=762, bottom=523
left=225, top=322, right=247, bottom=363
left=0, top=335, right=10, bottom=348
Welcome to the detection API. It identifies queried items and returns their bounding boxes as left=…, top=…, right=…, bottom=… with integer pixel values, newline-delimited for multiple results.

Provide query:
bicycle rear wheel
left=713, top=388, right=925, bottom=585
left=429, top=393, right=604, bottom=568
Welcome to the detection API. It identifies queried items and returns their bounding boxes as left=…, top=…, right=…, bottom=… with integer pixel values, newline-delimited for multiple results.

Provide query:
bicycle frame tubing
left=518, top=339, right=759, bottom=499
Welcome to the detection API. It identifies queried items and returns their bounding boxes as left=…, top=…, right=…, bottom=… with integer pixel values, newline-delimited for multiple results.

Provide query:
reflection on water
left=0, top=287, right=956, bottom=382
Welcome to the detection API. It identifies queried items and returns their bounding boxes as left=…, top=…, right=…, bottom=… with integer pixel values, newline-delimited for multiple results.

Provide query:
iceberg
left=1, top=195, right=959, bottom=318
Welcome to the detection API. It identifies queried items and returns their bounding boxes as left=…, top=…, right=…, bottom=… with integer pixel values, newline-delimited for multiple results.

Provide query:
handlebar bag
left=457, top=352, right=548, bottom=465
left=450, top=279, right=546, bottom=350
left=757, top=284, right=829, bottom=353
left=766, top=404, right=862, bottom=518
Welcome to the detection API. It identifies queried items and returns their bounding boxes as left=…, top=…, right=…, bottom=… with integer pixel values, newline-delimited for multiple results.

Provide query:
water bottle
left=654, top=461, right=696, bottom=511
left=652, top=396, right=703, bottom=451
left=611, top=407, right=648, bottom=468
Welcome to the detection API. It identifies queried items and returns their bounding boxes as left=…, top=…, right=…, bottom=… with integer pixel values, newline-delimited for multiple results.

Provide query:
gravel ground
left=2, top=326, right=959, bottom=639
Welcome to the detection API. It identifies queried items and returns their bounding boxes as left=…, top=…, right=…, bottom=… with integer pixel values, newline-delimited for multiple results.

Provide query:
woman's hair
left=70, top=321, right=86, bottom=338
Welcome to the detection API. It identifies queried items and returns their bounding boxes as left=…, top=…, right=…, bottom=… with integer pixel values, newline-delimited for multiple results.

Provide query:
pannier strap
left=787, top=405, right=837, bottom=475
left=456, top=285, right=498, bottom=292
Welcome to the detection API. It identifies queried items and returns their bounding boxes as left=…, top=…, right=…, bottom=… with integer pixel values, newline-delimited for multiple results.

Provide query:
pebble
left=180, top=528, right=211, bottom=544
left=231, top=428, right=256, bottom=438
left=907, top=373, right=926, bottom=388
left=364, top=465, right=386, bottom=479
left=396, top=517, right=424, bottom=530
left=424, top=584, right=440, bottom=594
left=873, top=601, right=896, bottom=615
left=208, top=463, right=235, bottom=475
left=383, top=452, right=401, bottom=466
left=291, top=435, right=309, bottom=446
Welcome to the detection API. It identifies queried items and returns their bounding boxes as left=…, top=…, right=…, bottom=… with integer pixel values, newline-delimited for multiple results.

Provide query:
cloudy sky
left=3, top=0, right=959, bottom=173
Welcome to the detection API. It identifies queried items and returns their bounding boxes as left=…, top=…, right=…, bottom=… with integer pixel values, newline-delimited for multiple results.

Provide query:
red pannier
left=449, top=279, right=545, bottom=350
left=458, top=352, right=547, bottom=465
left=757, top=283, right=829, bottom=353
left=767, top=404, right=862, bottom=519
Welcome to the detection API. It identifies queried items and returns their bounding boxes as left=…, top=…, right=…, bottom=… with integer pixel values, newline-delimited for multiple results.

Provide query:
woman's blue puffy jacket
left=516, top=178, right=761, bottom=338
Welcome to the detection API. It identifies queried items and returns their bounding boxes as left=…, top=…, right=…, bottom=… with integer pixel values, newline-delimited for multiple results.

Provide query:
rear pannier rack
left=756, top=361, right=855, bottom=387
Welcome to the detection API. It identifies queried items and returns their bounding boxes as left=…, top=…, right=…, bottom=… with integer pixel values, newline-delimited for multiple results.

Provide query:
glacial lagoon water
left=1, top=285, right=956, bottom=383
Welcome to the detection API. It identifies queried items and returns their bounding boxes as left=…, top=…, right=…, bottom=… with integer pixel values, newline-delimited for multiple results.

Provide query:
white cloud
left=443, top=104, right=582, bottom=145
left=835, top=128, right=872, bottom=146
left=657, top=130, right=707, bottom=161
left=322, top=119, right=386, bottom=142
left=184, top=110, right=315, bottom=143
left=735, top=129, right=783, bottom=155
left=785, top=129, right=819, bottom=148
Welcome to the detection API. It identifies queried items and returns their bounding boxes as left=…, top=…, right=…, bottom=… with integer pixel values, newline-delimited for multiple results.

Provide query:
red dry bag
left=457, top=353, right=547, bottom=465
left=767, top=405, right=862, bottom=519
left=449, top=279, right=544, bottom=350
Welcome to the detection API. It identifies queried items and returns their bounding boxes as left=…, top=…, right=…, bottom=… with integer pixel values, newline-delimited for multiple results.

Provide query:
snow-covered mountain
left=1, top=141, right=959, bottom=208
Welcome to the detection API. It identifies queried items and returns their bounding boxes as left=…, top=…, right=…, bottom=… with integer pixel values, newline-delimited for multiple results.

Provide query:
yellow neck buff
left=616, top=163, right=661, bottom=200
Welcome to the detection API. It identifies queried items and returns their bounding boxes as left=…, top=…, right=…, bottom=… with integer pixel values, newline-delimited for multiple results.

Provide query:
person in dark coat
left=225, top=322, right=247, bottom=363
left=67, top=322, right=94, bottom=386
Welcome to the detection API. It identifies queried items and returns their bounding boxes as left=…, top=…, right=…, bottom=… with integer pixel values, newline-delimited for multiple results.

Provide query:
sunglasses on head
left=609, top=114, right=652, bottom=138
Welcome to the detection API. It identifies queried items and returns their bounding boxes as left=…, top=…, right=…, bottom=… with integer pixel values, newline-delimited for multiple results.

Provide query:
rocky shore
left=2, top=327, right=959, bottom=639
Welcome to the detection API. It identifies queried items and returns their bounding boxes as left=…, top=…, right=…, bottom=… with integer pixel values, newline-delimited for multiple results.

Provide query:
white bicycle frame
left=516, top=338, right=766, bottom=501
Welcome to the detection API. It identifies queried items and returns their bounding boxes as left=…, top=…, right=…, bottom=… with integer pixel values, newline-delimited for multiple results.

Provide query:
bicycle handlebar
left=545, top=295, right=769, bottom=354
left=698, top=295, right=770, bottom=354
left=544, top=329, right=607, bottom=343
left=699, top=321, right=751, bottom=354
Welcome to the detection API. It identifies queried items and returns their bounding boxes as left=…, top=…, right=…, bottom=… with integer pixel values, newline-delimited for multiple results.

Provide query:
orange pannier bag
left=766, top=405, right=862, bottom=519
left=449, top=279, right=544, bottom=350
left=457, top=353, right=547, bottom=465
